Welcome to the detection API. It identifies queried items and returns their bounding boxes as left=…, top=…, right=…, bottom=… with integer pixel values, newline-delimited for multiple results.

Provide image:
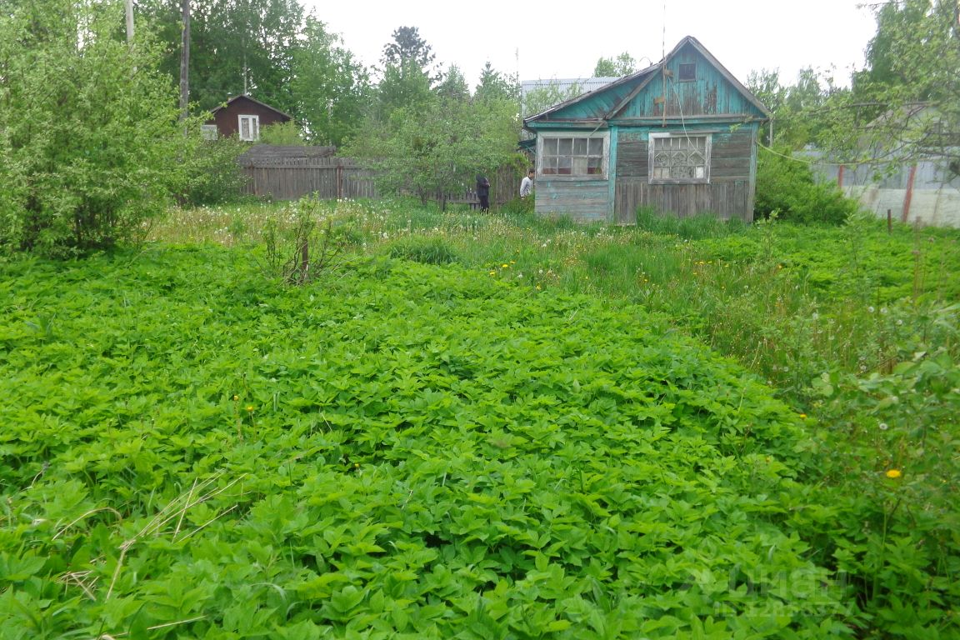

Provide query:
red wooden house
left=203, top=95, right=293, bottom=142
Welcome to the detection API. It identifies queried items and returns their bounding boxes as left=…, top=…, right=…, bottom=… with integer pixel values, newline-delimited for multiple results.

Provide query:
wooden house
left=203, top=95, right=293, bottom=142
left=523, top=36, right=770, bottom=223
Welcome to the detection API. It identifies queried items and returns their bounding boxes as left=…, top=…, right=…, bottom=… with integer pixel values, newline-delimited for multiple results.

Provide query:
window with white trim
left=200, top=124, right=219, bottom=141
left=539, top=134, right=606, bottom=177
left=649, top=133, right=711, bottom=183
left=238, top=114, right=260, bottom=141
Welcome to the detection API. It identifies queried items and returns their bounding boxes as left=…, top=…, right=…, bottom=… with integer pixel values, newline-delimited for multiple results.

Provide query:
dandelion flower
left=879, top=422, right=889, bottom=430
left=799, top=413, right=807, bottom=419
left=885, top=469, right=902, bottom=479
left=246, top=406, right=255, bottom=412
left=233, top=395, right=239, bottom=401
left=502, top=263, right=509, bottom=269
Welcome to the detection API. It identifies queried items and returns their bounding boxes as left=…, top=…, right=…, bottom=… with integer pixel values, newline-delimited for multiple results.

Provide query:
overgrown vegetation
left=136, top=198, right=960, bottom=637
left=0, top=0, right=195, bottom=256
left=753, top=148, right=862, bottom=225
left=1, top=243, right=850, bottom=638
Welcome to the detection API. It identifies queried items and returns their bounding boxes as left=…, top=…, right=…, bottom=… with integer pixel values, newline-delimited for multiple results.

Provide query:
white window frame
left=537, top=132, right=609, bottom=179
left=238, top=114, right=260, bottom=141
left=648, top=132, right=712, bottom=184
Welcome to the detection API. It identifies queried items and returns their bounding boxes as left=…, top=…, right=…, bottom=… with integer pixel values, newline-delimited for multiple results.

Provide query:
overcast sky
left=304, top=0, right=878, bottom=89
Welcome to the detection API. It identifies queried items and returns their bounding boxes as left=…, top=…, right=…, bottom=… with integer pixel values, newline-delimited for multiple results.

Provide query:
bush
left=0, top=0, right=196, bottom=256
left=755, top=146, right=861, bottom=225
left=259, top=121, right=307, bottom=146
left=500, top=195, right=534, bottom=216
left=179, top=139, right=251, bottom=207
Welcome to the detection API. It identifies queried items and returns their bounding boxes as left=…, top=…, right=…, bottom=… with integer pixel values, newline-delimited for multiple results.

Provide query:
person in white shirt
left=520, top=169, right=535, bottom=198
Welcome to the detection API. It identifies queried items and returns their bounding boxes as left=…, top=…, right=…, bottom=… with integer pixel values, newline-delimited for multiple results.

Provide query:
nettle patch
left=0, top=248, right=848, bottom=638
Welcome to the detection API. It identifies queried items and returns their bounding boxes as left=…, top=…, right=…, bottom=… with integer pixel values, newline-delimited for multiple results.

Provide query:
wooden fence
left=240, top=150, right=525, bottom=207
left=241, top=157, right=378, bottom=201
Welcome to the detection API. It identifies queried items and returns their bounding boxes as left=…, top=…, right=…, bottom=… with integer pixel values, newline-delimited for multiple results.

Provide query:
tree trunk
left=179, top=0, right=190, bottom=121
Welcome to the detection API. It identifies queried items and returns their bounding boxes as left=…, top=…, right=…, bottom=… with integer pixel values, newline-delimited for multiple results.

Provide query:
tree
left=290, top=15, right=370, bottom=146
left=0, top=0, right=195, bottom=255
left=376, top=26, right=439, bottom=115
left=748, top=67, right=847, bottom=150
left=593, top=52, right=637, bottom=77
left=345, top=92, right=521, bottom=209
left=521, top=81, right=583, bottom=119
left=475, top=61, right=518, bottom=104
left=435, top=65, right=470, bottom=102
left=138, top=0, right=305, bottom=114
left=858, top=0, right=934, bottom=89
left=846, top=0, right=960, bottom=170
left=380, top=25, right=436, bottom=77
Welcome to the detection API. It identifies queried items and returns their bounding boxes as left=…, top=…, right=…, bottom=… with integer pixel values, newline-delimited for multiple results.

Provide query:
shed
left=204, top=95, right=293, bottom=142
left=523, top=36, right=770, bottom=223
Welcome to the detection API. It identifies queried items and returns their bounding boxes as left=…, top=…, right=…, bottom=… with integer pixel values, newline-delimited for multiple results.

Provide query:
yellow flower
left=886, top=469, right=902, bottom=479
left=246, top=406, right=254, bottom=412
left=233, top=395, right=239, bottom=401
left=489, top=271, right=496, bottom=276
left=799, top=413, right=807, bottom=419
left=501, top=263, right=509, bottom=269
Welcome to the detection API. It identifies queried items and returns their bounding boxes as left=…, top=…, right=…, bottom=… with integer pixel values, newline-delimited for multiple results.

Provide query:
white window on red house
left=238, top=115, right=260, bottom=141
left=649, top=133, right=711, bottom=183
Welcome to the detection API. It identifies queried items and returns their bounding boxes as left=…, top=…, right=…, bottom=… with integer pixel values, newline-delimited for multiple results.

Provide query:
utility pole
left=124, top=0, right=134, bottom=44
left=179, top=0, right=190, bottom=121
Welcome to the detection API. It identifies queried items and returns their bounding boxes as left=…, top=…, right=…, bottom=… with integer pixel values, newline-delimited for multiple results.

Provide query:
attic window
left=678, top=63, right=696, bottom=82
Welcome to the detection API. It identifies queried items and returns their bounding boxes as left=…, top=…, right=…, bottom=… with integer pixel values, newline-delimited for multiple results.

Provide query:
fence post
left=337, top=164, right=343, bottom=200
left=887, top=209, right=892, bottom=234
left=902, top=165, right=917, bottom=223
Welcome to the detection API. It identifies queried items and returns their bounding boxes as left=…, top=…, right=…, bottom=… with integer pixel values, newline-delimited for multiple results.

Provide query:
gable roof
left=524, top=36, right=770, bottom=129
left=211, top=95, right=294, bottom=120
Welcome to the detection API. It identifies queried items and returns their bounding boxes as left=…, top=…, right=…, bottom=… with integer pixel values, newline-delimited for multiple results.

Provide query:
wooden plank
left=614, top=179, right=752, bottom=221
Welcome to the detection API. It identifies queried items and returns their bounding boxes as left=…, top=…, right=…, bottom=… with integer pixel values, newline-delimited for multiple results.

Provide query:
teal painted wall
left=527, top=40, right=767, bottom=223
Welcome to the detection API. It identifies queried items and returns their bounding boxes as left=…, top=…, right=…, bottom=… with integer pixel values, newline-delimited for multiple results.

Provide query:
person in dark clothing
left=476, top=175, right=491, bottom=212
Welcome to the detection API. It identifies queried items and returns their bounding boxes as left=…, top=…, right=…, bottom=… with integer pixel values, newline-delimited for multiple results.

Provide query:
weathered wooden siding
left=535, top=180, right=610, bottom=222
left=613, top=125, right=757, bottom=222
left=615, top=180, right=752, bottom=222
left=525, top=37, right=766, bottom=225
left=618, top=48, right=762, bottom=120
left=545, top=75, right=650, bottom=121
